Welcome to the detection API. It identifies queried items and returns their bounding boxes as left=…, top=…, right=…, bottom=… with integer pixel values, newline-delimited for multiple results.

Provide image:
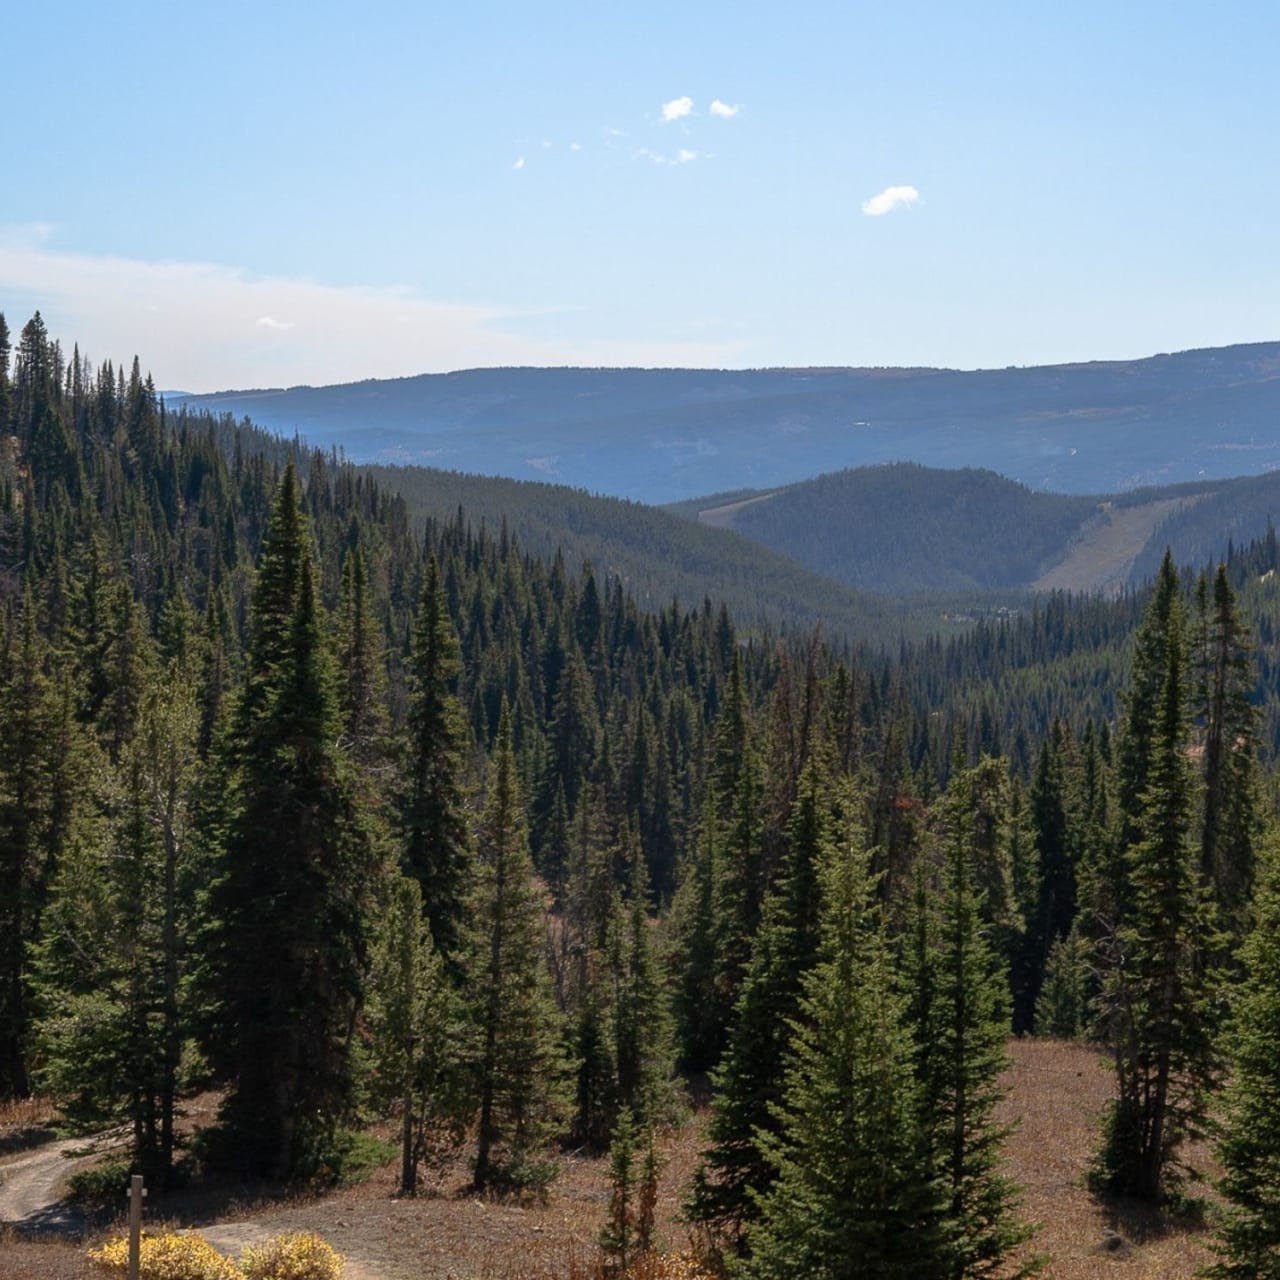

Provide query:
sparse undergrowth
left=480, top=1253, right=717, bottom=1279
left=0, top=1092, right=60, bottom=1155
left=4, top=1041, right=1220, bottom=1280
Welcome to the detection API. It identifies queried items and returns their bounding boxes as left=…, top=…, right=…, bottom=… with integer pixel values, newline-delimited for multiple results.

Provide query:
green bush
left=68, top=1159, right=132, bottom=1210
left=305, top=1127, right=396, bottom=1187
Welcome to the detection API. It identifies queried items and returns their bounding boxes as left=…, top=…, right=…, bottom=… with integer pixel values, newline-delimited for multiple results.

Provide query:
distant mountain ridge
left=171, top=342, right=1280, bottom=504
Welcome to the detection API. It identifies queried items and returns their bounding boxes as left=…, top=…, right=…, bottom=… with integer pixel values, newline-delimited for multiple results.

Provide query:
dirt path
left=0, top=1135, right=124, bottom=1235
left=0, top=1133, right=388, bottom=1277
left=195, top=1223, right=383, bottom=1280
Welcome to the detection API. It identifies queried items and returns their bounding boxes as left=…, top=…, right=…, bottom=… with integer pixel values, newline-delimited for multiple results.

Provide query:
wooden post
left=126, top=1174, right=146, bottom=1280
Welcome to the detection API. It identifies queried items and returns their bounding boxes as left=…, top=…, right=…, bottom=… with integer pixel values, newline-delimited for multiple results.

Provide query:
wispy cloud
left=709, top=99, right=740, bottom=118
left=661, top=95, right=693, bottom=122
left=570, top=141, right=582, bottom=151
left=636, top=147, right=700, bottom=167
left=0, top=232, right=743, bottom=388
left=861, top=184, right=921, bottom=216
left=512, top=156, right=526, bottom=170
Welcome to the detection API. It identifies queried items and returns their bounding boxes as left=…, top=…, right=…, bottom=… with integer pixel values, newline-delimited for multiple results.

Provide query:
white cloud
left=512, top=156, right=526, bottom=170
left=0, top=231, right=744, bottom=389
left=709, top=99, right=740, bottom=118
left=636, top=147, right=700, bottom=166
left=570, top=141, right=582, bottom=151
left=861, top=184, right=921, bottom=217
left=661, top=95, right=693, bottom=122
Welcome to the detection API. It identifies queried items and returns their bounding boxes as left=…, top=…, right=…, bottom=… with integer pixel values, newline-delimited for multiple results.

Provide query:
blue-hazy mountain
left=171, top=342, right=1280, bottom=504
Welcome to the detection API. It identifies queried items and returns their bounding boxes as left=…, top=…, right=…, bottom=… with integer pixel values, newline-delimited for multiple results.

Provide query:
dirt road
left=0, top=1136, right=112, bottom=1235
left=0, top=1134, right=386, bottom=1277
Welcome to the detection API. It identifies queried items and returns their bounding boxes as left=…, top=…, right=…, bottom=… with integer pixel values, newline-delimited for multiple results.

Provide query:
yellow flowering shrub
left=88, top=1231, right=243, bottom=1280
left=239, top=1231, right=344, bottom=1280
left=627, top=1255, right=718, bottom=1280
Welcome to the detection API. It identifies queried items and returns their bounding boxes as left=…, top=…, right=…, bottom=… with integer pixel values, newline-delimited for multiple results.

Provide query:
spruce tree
left=1095, top=576, right=1221, bottom=1202
left=1028, top=722, right=1077, bottom=1004
left=911, top=762, right=1036, bottom=1278
left=0, top=596, right=55, bottom=1097
left=0, top=312, right=11, bottom=433
left=737, top=837, right=946, bottom=1280
left=1196, top=564, right=1260, bottom=938
left=199, top=464, right=376, bottom=1178
left=711, top=657, right=765, bottom=1058
left=34, top=671, right=198, bottom=1183
left=1207, top=835, right=1280, bottom=1277
left=366, top=875, right=470, bottom=1194
left=1033, top=924, right=1089, bottom=1039
left=669, top=796, right=723, bottom=1072
left=469, top=701, right=569, bottom=1191
left=561, top=781, right=619, bottom=1149
left=609, top=826, right=677, bottom=1129
left=336, top=535, right=391, bottom=774
left=402, top=553, right=472, bottom=973
left=688, top=759, right=832, bottom=1247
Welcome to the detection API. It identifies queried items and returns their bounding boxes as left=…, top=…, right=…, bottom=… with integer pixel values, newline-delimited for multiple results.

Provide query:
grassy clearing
left=1032, top=497, right=1202, bottom=595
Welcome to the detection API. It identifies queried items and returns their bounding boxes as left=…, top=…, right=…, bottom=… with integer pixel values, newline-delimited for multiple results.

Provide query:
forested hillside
left=354, top=463, right=919, bottom=646
left=5, top=310, right=1280, bottom=1279
left=706, top=464, right=1097, bottom=593
left=677, top=462, right=1280, bottom=599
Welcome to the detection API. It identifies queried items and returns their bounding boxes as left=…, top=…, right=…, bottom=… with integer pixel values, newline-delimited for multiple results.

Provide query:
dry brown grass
left=178, top=1116, right=711, bottom=1280
left=1, top=1041, right=1224, bottom=1280
left=0, top=1225, right=93, bottom=1279
left=0, top=1097, right=56, bottom=1131
left=0, top=1095, right=59, bottom=1159
left=998, top=1037, right=1217, bottom=1278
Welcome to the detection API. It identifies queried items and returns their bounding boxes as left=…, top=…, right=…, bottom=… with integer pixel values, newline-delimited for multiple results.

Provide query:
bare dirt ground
left=694, top=491, right=779, bottom=530
left=0, top=1038, right=1220, bottom=1280
left=996, top=1038, right=1217, bottom=1279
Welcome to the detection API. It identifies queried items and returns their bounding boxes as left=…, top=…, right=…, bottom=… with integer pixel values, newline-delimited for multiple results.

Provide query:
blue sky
left=3, top=0, right=1278, bottom=390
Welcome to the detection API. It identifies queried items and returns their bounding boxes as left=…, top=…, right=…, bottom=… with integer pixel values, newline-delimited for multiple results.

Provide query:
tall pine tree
left=199, top=463, right=376, bottom=1178
left=737, top=836, right=946, bottom=1280
left=688, top=759, right=833, bottom=1247
left=910, top=761, right=1036, bottom=1278
left=469, top=701, right=569, bottom=1191
left=1207, top=834, right=1280, bottom=1277
left=1095, top=564, right=1221, bottom=1202
left=402, top=553, right=472, bottom=974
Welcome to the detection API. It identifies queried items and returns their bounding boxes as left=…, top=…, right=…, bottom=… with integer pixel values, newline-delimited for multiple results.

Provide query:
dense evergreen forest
left=710, top=463, right=1099, bottom=593
left=670, top=462, right=1280, bottom=598
left=5, top=309, right=1280, bottom=1275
